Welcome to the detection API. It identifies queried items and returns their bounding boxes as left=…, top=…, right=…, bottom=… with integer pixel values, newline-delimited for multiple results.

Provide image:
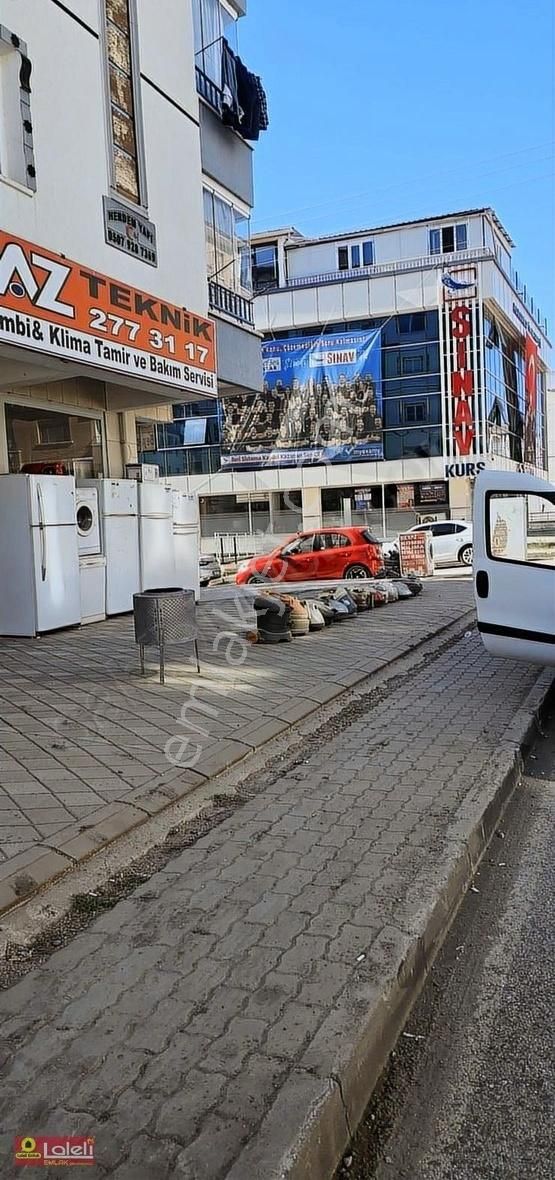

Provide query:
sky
left=241, top=0, right=555, bottom=340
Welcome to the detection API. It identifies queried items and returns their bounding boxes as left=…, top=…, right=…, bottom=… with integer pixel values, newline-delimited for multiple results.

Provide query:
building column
left=301, top=486, right=322, bottom=532
left=269, top=491, right=280, bottom=534
left=104, top=410, right=138, bottom=477
left=448, top=476, right=473, bottom=519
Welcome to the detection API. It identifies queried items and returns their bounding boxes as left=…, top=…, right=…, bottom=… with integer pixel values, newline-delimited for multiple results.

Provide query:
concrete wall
left=215, top=317, right=263, bottom=393
left=0, top=0, right=208, bottom=314
left=200, top=103, right=254, bottom=207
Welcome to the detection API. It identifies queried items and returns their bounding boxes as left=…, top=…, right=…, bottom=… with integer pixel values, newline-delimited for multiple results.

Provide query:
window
left=38, top=418, right=72, bottom=446
left=337, top=242, right=373, bottom=271
left=251, top=243, right=278, bottom=292
left=431, top=523, right=457, bottom=536
left=283, top=534, right=314, bottom=555
left=323, top=533, right=351, bottom=549
left=402, top=356, right=424, bottom=375
left=6, top=404, right=102, bottom=475
left=396, top=313, right=426, bottom=335
left=204, top=188, right=252, bottom=293
left=193, top=0, right=235, bottom=87
left=103, top=0, right=145, bottom=207
left=338, top=246, right=349, bottom=271
left=429, top=223, right=468, bottom=255
left=404, top=402, right=427, bottom=424
left=0, top=28, right=35, bottom=189
left=362, top=241, right=374, bottom=266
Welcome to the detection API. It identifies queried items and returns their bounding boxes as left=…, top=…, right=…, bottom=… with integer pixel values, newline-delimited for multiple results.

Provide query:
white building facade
left=0, top=0, right=262, bottom=479
left=174, top=207, right=551, bottom=542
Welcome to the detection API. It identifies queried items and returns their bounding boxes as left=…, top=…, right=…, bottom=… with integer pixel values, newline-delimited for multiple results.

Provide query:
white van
left=473, top=471, right=555, bottom=666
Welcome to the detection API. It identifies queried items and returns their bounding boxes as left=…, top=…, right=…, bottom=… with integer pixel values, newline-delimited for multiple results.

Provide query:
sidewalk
left=0, top=580, right=472, bottom=910
left=0, top=630, right=550, bottom=1179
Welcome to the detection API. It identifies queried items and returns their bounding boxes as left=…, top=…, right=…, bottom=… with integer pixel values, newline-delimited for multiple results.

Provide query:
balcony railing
left=285, top=247, right=494, bottom=289
left=209, top=280, right=254, bottom=326
left=195, top=66, right=222, bottom=114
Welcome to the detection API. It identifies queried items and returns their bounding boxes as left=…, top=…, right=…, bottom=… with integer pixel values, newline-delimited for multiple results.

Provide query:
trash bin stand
left=133, top=589, right=199, bottom=685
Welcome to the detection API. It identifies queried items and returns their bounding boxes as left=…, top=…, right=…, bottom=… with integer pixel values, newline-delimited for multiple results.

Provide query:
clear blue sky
left=242, top=0, right=555, bottom=336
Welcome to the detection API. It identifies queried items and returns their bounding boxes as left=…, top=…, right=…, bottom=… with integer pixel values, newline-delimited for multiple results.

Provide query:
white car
left=405, top=520, right=473, bottom=567
left=385, top=520, right=473, bottom=568
left=199, top=554, right=222, bottom=587
left=473, top=470, right=555, bottom=666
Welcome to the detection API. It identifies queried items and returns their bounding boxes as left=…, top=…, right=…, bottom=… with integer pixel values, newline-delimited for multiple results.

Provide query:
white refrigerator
left=81, top=479, right=141, bottom=614
left=138, top=482, right=176, bottom=590
left=172, top=490, right=200, bottom=601
left=0, top=474, right=81, bottom=636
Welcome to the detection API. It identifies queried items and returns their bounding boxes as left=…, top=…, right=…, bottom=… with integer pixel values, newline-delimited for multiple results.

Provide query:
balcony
left=196, top=66, right=222, bottom=115
left=285, top=247, right=494, bottom=290
left=209, top=280, right=254, bottom=326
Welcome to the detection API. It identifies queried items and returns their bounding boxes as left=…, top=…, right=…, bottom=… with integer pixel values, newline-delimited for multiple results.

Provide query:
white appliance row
left=0, top=475, right=200, bottom=637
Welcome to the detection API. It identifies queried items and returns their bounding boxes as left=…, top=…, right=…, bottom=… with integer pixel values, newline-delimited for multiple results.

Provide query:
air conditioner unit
left=417, top=511, right=448, bottom=524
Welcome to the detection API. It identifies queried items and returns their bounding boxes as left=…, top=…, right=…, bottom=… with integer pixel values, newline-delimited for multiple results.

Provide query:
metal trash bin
left=133, top=588, right=199, bottom=684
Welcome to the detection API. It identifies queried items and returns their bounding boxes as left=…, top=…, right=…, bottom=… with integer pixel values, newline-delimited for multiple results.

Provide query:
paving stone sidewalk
left=0, top=580, right=472, bottom=872
left=0, top=632, right=544, bottom=1179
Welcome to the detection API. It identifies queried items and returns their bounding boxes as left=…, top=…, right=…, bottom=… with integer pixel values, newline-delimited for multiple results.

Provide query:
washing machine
left=76, top=487, right=101, bottom=556
left=76, top=486, right=105, bottom=623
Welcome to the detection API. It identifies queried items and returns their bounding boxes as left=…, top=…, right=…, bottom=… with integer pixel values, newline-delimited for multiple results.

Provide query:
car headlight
left=237, top=561, right=250, bottom=573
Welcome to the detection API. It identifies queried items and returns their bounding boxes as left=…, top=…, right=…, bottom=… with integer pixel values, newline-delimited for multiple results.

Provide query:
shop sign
left=354, top=487, right=373, bottom=509
left=419, top=481, right=447, bottom=503
left=0, top=231, right=216, bottom=394
left=397, top=483, right=415, bottom=510
left=102, top=197, right=157, bottom=267
left=398, top=530, right=434, bottom=578
left=445, top=460, right=486, bottom=478
left=449, top=303, right=475, bottom=457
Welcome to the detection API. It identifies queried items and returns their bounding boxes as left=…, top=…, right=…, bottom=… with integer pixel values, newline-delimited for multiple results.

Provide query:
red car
left=235, top=527, right=384, bottom=584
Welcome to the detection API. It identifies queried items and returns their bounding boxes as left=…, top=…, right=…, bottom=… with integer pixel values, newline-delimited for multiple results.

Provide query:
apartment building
left=0, top=0, right=264, bottom=479
left=160, top=206, right=550, bottom=541
left=135, top=0, right=265, bottom=479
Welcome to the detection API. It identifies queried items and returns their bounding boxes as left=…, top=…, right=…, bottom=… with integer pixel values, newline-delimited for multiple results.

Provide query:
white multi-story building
left=171, top=206, right=551, bottom=542
left=0, top=0, right=263, bottom=478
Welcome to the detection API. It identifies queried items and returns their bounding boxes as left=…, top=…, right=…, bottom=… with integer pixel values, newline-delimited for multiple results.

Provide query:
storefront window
left=5, top=404, right=103, bottom=477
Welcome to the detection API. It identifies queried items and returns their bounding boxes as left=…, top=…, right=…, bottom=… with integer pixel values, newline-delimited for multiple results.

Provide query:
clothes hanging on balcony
left=220, top=40, right=269, bottom=140
left=221, top=38, right=241, bottom=127
left=254, top=76, right=269, bottom=131
left=235, top=57, right=263, bottom=140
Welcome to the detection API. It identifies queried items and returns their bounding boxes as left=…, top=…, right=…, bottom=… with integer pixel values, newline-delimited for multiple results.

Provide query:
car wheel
left=246, top=574, right=268, bottom=584
left=459, top=544, right=473, bottom=566
left=344, top=563, right=371, bottom=579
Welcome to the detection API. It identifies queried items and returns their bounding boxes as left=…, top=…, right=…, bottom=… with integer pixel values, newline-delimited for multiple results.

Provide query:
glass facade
left=138, top=311, right=443, bottom=475
left=484, top=312, right=546, bottom=469
left=139, top=400, right=222, bottom=477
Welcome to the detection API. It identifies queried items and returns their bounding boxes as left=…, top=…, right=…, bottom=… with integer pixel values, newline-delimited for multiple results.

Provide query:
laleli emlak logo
left=14, top=1135, right=95, bottom=1167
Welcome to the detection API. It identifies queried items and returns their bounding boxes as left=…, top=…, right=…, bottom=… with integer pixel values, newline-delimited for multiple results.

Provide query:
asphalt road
left=340, top=703, right=555, bottom=1180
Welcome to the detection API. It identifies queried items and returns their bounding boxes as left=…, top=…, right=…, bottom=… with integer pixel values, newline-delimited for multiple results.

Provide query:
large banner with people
left=220, top=328, right=383, bottom=469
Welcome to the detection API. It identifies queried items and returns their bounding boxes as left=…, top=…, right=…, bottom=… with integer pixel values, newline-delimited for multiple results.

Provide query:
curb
left=224, top=665, right=554, bottom=1180
left=0, top=606, right=475, bottom=919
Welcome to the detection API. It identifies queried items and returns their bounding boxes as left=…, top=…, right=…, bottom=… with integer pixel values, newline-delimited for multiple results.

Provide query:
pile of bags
left=252, top=577, right=422, bottom=645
